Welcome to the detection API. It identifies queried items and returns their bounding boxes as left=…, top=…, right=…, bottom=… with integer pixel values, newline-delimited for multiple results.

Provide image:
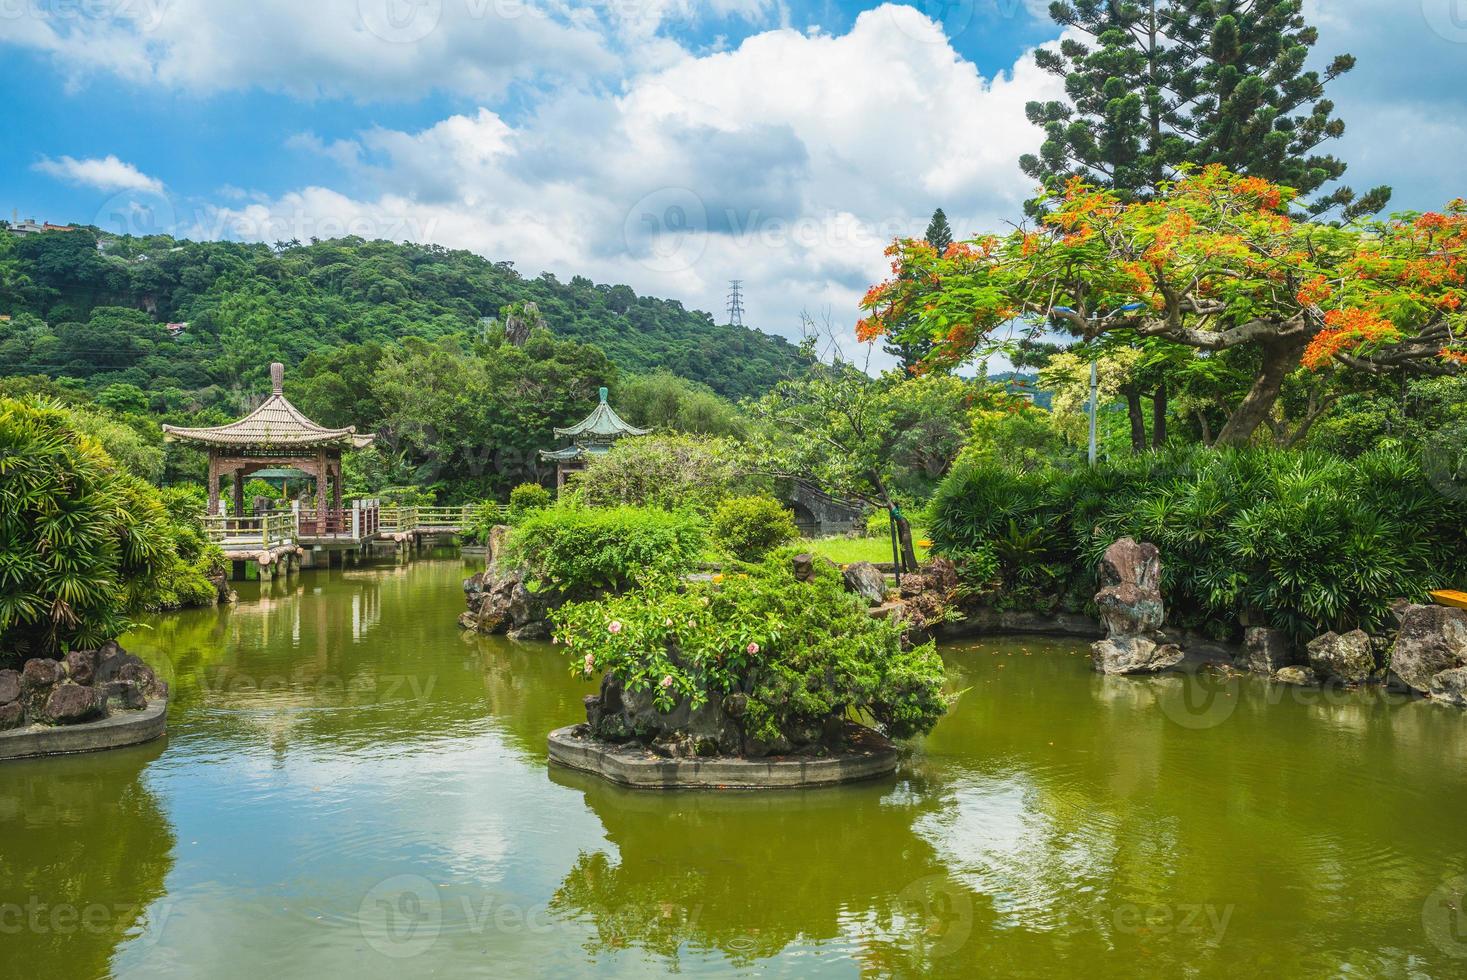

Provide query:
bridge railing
left=203, top=511, right=298, bottom=551
left=416, top=505, right=475, bottom=528
left=298, top=500, right=380, bottom=538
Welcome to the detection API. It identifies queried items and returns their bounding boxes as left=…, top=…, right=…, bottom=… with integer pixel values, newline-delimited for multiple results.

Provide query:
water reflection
left=1, top=564, right=1465, bottom=976
left=547, top=766, right=978, bottom=975
left=0, top=742, right=174, bottom=979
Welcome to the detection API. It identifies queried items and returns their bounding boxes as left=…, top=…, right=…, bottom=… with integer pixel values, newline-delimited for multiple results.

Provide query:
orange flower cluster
left=1303, top=308, right=1403, bottom=370
left=1441, top=348, right=1467, bottom=366
left=1296, top=275, right=1332, bottom=306
left=854, top=317, right=886, bottom=343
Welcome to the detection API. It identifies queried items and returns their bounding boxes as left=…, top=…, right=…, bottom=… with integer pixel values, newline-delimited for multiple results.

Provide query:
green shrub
left=503, top=505, right=706, bottom=597
left=574, top=434, right=748, bottom=512
left=0, top=398, right=217, bottom=658
left=508, top=482, right=552, bottom=519
left=711, top=495, right=798, bottom=561
left=553, top=553, right=947, bottom=743
left=929, top=445, right=1467, bottom=641
left=461, top=501, right=504, bottom=545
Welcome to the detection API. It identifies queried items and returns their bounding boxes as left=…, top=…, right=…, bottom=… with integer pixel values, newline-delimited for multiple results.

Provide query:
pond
left=3, top=557, right=1466, bottom=977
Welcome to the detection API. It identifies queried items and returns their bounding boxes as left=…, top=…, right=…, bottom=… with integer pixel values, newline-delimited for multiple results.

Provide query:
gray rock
left=1243, top=627, right=1296, bottom=674
left=42, top=683, right=106, bottom=725
left=63, top=648, right=99, bottom=686
left=1274, top=666, right=1318, bottom=686
left=94, top=644, right=167, bottom=699
left=103, top=680, right=147, bottom=711
left=21, top=658, right=62, bottom=717
left=486, top=524, right=512, bottom=565
left=0, top=669, right=20, bottom=705
left=1428, top=667, right=1467, bottom=706
left=1390, top=604, right=1467, bottom=695
left=1090, top=634, right=1184, bottom=675
left=842, top=562, right=888, bottom=605
left=1306, top=629, right=1377, bottom=685
left=508, top=620, right=552, bottom=642
left=1094, top=538, right=1164, bottom=634
left=0, top=700, right=22, bottom=730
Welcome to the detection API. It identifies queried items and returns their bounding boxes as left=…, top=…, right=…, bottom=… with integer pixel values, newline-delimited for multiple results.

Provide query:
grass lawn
left=799, top=530, right=931, bottom=566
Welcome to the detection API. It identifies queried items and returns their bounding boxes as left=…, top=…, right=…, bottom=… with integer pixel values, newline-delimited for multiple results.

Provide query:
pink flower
left=660, top=675, right=674, bottom=689
left=583, top=653, right=594, bottom=674
left=746, top=642, right=759, bottom=655
left=664, top=618, right=673, bottom=627
left=608, top=620, right=623, bottom=635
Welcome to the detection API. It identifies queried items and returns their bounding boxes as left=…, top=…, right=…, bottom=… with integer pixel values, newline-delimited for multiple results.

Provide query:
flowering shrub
left=502, top=505, right=705, bottom=598
left=552, top=553, right=947, bottom=745
left=710, top=495, right=799, bottom=561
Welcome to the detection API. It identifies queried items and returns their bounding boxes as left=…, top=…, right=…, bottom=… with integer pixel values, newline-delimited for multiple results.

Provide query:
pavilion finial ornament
left=271, top=362, right=285, bottom=395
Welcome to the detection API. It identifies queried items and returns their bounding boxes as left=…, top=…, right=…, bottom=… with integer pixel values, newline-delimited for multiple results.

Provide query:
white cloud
left=195, top=5, right=1065, bottom=366
left=0, top=0, right=790, bottom=101
left=33, top=154, right=164, bottom=193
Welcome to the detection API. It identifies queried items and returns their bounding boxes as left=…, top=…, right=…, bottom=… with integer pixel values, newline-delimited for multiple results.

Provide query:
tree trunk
left=1125, top=389, right=1146, bottom=454
left=1152, top=382, right=1167, bottom=448
left=1196, top=409, right=1213, bottom=446
left=1215, top=337, right=1307, bottom=445
left=894, top=513, right=919, bottom=573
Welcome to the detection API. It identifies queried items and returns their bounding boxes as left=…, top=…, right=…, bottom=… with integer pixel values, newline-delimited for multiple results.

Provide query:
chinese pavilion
left=539, top=386, right=648, bottom=488
left=162, top=363, right=375, bottom=525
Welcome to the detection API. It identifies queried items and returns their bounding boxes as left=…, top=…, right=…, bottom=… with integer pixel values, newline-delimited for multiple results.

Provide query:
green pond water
left=4, top=557, right=1467, bottom=978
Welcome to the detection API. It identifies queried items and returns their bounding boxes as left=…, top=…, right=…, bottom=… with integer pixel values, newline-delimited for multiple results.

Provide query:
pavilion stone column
left=207, top=452, right=223, bottom=516
left=232, top=469, right=245, bottom=520
left=315, top=452, right=329, bottom=530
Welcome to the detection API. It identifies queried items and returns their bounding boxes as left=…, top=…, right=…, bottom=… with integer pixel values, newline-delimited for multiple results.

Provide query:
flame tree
left=858, top=167, right=1465, bottom=445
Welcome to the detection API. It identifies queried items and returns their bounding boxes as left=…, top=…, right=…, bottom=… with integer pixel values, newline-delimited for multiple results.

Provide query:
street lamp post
left=1051, top=303, right=1144, bottom=468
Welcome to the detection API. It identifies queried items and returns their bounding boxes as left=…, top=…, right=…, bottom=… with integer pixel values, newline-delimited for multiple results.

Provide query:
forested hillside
left=0, top=228, right=804, bottom=400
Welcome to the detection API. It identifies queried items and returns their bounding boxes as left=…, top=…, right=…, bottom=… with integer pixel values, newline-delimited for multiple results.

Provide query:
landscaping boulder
left=486, top=524, right=511, bottom=565
left=461, top=567, right=520, bottom=634
left=842, top=562, right=888, bottom=605
left=63, top=648, right=99, bottom=687
left=1094, top=538, right=1164, bottom=634
left=1390, top=603, right=1467, bottom=695
left=21, top=658, right=62, bottom=716
left=792, top=553, right=837, bottom=583
left=0, top=668, right=20, bottom=706
left=1243, top=627, right=1297, bottom=674
left=103, top=679, right=148, bottom=711
left=0, top=700, right=23, bottom=730
left=1306, top=629, right=1376, bottom=685
left=1091, top=634, right=1184, bottom=675
left=1428, top=667, right=1467, bottom=707
left=1275, top=665, right=1318, bottom=686
left=42, top=682, right=106, bottom=725
left=93, top=643, right=167, bottom=701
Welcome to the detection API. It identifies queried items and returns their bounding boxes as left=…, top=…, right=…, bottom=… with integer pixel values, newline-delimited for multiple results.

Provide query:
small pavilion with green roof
left=539, top=386, right=649, bottom=488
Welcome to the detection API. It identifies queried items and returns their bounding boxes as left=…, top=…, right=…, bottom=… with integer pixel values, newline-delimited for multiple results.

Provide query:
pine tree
left=1020, top=0, right=1390, bottom=220
left=924, top=208, right=953, bottom=255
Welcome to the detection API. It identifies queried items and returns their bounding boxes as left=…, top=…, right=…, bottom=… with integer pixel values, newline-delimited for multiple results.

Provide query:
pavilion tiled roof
left=162, top=363, right=374, bottom=450
left=552, top=387, right=649, bottom=441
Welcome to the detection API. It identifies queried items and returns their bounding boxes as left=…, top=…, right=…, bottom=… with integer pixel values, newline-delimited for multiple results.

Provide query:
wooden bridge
left=206, top=501, right=508, bottom=580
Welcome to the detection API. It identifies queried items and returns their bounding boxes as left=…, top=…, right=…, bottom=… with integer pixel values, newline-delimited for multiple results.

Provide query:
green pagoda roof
left=552, top=387, right=649, bottom=441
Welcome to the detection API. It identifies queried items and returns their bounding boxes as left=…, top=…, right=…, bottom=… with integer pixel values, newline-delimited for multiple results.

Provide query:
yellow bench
left=1431, top=590, right=1467, bottom=609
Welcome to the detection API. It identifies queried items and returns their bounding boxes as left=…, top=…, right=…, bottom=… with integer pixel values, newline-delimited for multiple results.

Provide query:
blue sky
left=3, top=0, right=1465, bottom=363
